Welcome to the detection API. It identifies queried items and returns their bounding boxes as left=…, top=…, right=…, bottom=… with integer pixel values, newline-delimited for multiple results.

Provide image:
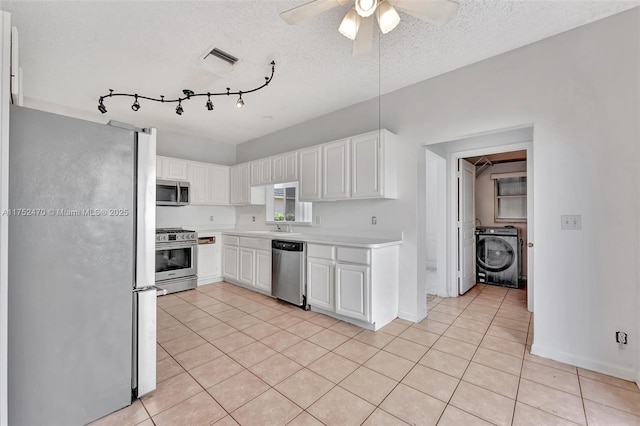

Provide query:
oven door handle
left=156, top=242, right=197, bottom=249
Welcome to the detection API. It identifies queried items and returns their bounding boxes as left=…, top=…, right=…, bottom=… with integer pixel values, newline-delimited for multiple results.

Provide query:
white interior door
left=458, top=159, right=476, bottom=294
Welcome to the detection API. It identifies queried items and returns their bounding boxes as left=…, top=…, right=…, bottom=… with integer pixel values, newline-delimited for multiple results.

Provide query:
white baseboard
left=197, top=276, right=223, bottom=286
left=531, top=343, right=637, bottom=382
left=398, top=309, right=427, bottom=323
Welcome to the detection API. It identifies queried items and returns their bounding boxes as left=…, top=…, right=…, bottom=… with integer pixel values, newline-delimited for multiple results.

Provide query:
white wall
left=156, top=129, right=236, bottom=166
left=156, top=205, right=236, bottom=231
left=237, top=9, right=640, bottom=380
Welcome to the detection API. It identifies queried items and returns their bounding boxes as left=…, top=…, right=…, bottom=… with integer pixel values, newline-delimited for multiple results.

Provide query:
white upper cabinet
left=157, top=156, right=230, bottom=205
left=351, top=130, right=397, bottom=199
left=230, top=163, right=250, bottom=205
left=187, top=162, right=211, bottom=204
left=162, top=157, right=188, bottom=181
left=156, top=156, right=164, bottom=178
left=210, top=165, right=230, bottom=205
left=250, top=157, right=272, bottom=187
left=272, top=151, right=298, bottom=184
left=322, top=138, right=350, bottom=200
left=298, top=146, right=322, bottom=201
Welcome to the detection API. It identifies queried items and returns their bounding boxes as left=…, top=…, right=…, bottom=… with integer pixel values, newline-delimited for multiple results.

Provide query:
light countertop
left=221, top=230, right=403, bottom=249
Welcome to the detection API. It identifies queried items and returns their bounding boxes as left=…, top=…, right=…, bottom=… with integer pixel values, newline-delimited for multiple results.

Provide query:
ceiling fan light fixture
left=339, top=8, right=361, bottom=40
left=355, top=0, right=378, bottom=17
left=376, top=0, right=401, bottom=34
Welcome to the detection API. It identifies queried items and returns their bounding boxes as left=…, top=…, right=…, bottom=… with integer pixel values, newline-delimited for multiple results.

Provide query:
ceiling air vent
left=205, top=48, right=238, bottom=65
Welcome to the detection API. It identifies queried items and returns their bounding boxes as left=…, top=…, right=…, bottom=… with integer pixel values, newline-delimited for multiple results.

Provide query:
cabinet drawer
left=223, top=235, right=239, bottom=246
left=308, top=244, right=335, bottom=260
left=336, top=247, right=370, bottom=265
left=239, top=237, right=271, bottom=251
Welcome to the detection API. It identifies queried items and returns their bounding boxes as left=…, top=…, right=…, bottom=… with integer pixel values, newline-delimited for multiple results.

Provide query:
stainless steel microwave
left=156, top=180, right=190, bottom=206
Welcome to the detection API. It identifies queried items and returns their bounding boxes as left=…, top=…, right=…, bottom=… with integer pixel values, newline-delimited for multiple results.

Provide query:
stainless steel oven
left=155, top=228, right=197, bottom=294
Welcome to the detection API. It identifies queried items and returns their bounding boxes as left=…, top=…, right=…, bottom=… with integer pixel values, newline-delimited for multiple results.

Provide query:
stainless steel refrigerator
left=7, top=106, right=157, bottom=425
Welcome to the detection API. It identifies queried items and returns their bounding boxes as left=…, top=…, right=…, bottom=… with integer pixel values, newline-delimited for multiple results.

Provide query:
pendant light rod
left=97, top=61, right=275, bottom=114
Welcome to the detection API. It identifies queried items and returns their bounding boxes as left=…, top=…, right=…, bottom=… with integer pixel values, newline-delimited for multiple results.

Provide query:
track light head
left=131, top=95, right=140, bottom=111
left=176, top=102, right=184, bottom=115
left=206, top=94, right=214, bottom=111
left=98, top=98, right=107, bottom=114
left=236, top=93, right=244, bottom=109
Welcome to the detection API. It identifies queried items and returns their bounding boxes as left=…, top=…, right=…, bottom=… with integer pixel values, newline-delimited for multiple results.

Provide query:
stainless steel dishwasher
left=272, top=240, right=306, bottom=308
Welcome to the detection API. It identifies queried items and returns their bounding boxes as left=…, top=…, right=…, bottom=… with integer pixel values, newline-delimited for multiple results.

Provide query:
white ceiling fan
left=280, top=0, right=460, bottom=56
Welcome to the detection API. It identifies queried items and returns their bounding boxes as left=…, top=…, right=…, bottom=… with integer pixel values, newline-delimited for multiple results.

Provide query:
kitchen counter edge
left=221, top=230, right=403, bottom=249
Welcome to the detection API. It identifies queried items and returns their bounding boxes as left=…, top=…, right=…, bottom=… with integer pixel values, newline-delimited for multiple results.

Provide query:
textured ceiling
left=2, top=0, right=638, bottom=145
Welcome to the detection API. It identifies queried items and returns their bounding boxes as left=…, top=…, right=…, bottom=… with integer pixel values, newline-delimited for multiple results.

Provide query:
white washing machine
left=475, top=226, right=520, bottom=288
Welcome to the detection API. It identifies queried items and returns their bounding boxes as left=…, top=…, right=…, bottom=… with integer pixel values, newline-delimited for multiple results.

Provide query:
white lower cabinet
left=307, top=257, right=334, bottom=310
left=222, top=245, right=239, bottom=281
left=223, top=236, right=272, bottom=294
left=238, top=248, right=255, bottom=286
left=306, top=243, right=398, bottom=330
left=335, top=263, right=370, bottom=322
left=255, top=250, right=272, bottom=293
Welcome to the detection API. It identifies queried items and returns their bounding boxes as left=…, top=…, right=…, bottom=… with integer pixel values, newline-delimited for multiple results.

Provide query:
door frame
left=449, top=141, right=534, bottom=311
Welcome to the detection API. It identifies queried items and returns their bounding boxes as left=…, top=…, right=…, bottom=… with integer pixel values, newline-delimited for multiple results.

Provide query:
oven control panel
left=155, top=229, right=197, bottom=243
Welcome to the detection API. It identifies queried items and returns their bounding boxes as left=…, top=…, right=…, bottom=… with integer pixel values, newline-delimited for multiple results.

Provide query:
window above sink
left=265, top=182, right=312, bottom=225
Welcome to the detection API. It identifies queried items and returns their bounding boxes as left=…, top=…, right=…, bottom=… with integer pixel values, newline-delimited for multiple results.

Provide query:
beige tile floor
left=93, top=282, right=640, bottom=426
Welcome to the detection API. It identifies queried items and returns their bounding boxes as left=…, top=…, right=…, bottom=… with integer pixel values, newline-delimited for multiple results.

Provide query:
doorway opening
left=422, top=126, right=534, bottom=313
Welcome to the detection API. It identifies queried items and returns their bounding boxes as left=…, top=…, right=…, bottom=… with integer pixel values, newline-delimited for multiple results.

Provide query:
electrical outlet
left=209, top=216, right=214, bottom=222
left=561, top=215, right=582, bottom=230
left=252, top=216, right=256, bottom=222
left=616, top=331, right=628, bottom=345
left=371, top=216, right=377, bottom=225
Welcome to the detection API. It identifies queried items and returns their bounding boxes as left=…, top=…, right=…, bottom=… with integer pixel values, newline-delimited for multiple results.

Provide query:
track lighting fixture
left=98, top=99, right=107, bottom=114
left=131, top=95, right=140, bottom=111
left=97, top=61, right=275, bottom=116
left=206, top=94, right=214, bottom=111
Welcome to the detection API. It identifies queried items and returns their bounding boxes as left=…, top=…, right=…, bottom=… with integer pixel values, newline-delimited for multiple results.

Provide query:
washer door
left=477, top=236, right=515, bottom=272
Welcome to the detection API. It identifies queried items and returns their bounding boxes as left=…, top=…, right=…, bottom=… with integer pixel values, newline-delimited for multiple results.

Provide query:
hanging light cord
left=97, top=61, right=275, bottom=114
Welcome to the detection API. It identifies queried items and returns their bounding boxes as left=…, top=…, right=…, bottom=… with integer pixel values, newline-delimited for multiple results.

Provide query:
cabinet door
left=283, top=152, right=298, bottom=182
left=240, top=163, right=250, bottom=204
left=187, top=162, right=211, bottom=204
left=335, top=263, right=369, bottom=321
left=156, top=156, right=164, bottom=179
left=162, top=157, right=188, bottom=181
left=322, top=139, right=350, bottom=200
left=351, top=133, right=382, bottom=198
left=307, top=257, right=334, bottom=311
left=198, top=243, right=219, bottom=278
left=250, top=161, right=262, bottom=186
left=255, top=249, right=272, bottom=293
left=238, top=248, right=255, bottom=286
left=230, top=164, right=249, bottom=205
left=260, top=158, right=271, bottom=185
left=211, top=165, right=230, bottom=205
left=299, top=147, right=322, bottom=201
left=272, top=155, right=285, bottom=183
left=222, top=246, right=239, bottom=281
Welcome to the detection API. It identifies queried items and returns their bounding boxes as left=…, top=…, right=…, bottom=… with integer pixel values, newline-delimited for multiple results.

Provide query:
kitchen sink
left=247, top=231, right=302, bottom=236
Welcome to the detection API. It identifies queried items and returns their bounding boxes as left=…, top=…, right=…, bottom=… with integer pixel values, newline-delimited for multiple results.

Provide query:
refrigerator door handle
left=135, top=287, right=156, bottom=397
left=135, top=129, right=156, bottom=290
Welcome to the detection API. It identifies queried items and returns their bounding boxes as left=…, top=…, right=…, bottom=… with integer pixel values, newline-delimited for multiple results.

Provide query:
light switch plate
left=561, top=215, right=582, bottom=230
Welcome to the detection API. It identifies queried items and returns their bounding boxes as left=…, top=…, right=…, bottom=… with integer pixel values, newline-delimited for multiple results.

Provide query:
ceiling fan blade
left=390, top=0, right=459, bottom=27
left=352, top=15, right=374, bottom=56
left=280, top=0, right=346, bottom=25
